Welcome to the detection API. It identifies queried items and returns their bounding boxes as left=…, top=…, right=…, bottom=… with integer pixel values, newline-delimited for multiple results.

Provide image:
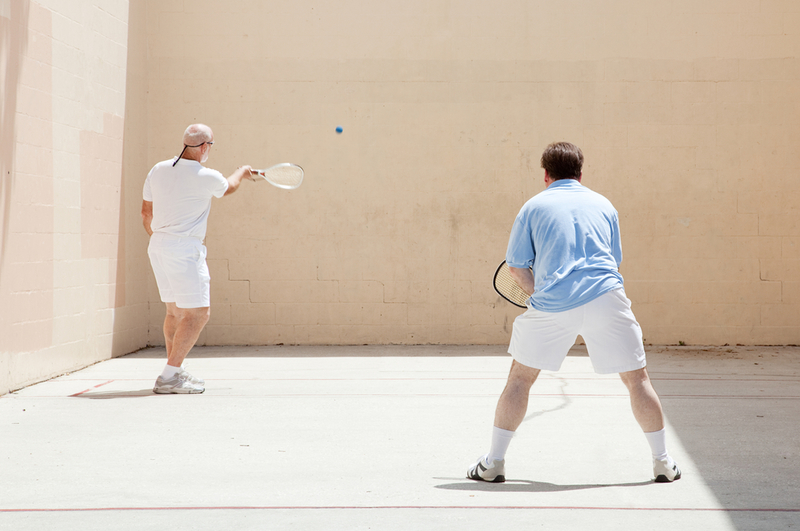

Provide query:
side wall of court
left=0, top=0, right=149, bottom=395
left=145, top=0, right=800, bottom=347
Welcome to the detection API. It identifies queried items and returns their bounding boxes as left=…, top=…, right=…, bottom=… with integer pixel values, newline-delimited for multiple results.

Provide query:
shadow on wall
left=109, top=0, right=150, bottom=360
left=0, top=0, right=29, bottom=287
left=0, top=1, right=29, bottom=396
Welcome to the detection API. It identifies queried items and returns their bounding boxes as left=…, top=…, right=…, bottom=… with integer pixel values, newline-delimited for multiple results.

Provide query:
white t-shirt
left=143, top=158, right=229, bottom=240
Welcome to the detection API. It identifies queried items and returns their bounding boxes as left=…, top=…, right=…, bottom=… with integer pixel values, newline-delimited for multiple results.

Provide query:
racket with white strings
left=493, top=260, right=532, bottom=308
left=253, top=163, right=304, bottom=189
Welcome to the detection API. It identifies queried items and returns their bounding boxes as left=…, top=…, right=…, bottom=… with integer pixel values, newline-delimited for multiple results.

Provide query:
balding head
left=173, top=123, right=214, bottom=165
left=183, top=124, right=213, bottom=147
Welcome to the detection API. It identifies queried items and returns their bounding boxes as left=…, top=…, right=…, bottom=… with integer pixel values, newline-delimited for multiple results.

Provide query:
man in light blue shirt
left=506, top=176, right=624, bottom=312
left=467, top=142, right=681, bottom=484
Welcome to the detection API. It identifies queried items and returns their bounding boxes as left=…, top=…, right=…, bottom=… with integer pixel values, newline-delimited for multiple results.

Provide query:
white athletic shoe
left=653, top=456, right=681, bottom=483
left=153, top=370, right=205, bottom=394
left=467, top=454, right=506, bottom=483
left=178, top=367, right=204, bottom=386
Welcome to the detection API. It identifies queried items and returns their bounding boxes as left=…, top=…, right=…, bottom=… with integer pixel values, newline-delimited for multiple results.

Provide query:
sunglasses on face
left=173, top=141, right=214, bottom=166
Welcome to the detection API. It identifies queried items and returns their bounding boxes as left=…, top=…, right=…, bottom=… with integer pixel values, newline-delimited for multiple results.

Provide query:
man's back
left=506, top=179, right=624, bottom=312
left=143, top=158, right=228, bottom=240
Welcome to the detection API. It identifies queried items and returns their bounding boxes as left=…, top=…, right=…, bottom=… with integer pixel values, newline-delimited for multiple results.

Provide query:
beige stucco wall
left=0, top=0, right=148, bottom=395
left=2, top=0, right=799, bottom=393
left=143, top=0, right=800, bottom=347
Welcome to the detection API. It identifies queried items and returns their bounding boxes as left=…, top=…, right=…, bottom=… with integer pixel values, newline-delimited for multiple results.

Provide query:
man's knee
left=192, top=306, right=211, bottom=323
left=508, top=360, right=541, bottom=387
left=619, top=367, right=650, bottom=390
left=179, top=306, right=210, bottom=327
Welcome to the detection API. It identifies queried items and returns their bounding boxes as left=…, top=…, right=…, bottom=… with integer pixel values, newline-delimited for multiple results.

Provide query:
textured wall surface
left=143, top=0, right=800, bottom=347
left=2, top=0, right=800, bottom=394
left=0, top=0, right=147, bottom=394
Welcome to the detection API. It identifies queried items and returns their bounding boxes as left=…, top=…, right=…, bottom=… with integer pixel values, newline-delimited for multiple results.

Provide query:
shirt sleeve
left=505, top=209, right=536, bottom=269
left=209, top=170, right=229, bottom=198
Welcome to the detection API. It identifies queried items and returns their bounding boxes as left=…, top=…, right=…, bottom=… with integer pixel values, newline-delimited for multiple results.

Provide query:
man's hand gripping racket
left=493, top=260, right=532, bottom=308
left=252, top=163, right=304, bottom=190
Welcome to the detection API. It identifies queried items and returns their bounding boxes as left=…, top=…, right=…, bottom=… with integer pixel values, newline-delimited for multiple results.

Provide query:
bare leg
left=494, top=360, right=541, bottom=431
left=162, top=303, right=210, bottom=368
left=619, top=367, right=664, bottom=433
left=621, top=367, right=682, bottom=481
left=467, top=360, right=541, bottom=482
left=163, top=303, right=179, bottom=361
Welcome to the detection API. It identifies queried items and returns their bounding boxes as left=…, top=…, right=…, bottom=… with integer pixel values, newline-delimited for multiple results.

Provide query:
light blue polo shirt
left=506, top=179, right=624, bottom=312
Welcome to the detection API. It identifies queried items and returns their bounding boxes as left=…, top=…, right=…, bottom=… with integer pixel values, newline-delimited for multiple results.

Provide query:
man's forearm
left=224, top=166, right=253, bottom=196
left=141, top=200, right=154, bottom=236
left=508, top=266, right=535, bottom=295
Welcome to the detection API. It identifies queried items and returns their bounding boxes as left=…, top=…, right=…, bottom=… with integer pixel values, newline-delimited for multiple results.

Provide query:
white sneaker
left=653, top=456, right=681, bottom=483
left=153, top=371, right=205, bottom=394
left=467, top=454, right=506, bottom=483
left=178, top=368, right=204, bottom=386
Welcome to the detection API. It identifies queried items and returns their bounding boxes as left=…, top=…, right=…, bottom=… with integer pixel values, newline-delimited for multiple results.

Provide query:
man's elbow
left=508, top=266, right=534, bottom=290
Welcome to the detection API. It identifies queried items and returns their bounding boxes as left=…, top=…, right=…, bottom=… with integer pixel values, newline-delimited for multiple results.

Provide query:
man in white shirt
left=141, top=124, right=253, bottom=394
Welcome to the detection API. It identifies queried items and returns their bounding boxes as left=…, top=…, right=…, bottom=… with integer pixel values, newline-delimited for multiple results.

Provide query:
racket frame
left=253, top=162, right=304, bottom=190
left=493, top=260, right=532, bottom=308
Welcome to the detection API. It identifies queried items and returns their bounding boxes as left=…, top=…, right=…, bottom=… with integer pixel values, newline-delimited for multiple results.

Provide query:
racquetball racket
left=253, top=163, right=304, bottom=189
left=493, top=260, right=531, bottom=308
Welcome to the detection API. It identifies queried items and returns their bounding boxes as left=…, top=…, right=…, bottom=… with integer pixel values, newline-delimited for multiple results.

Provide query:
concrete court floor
left=0, top=344, right=798, bottom=531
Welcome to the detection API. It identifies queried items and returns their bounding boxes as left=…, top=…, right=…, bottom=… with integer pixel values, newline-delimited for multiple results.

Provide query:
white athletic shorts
left=147, top=233, right=211, bottom=309
left=508, top=288, right=646, bottom=374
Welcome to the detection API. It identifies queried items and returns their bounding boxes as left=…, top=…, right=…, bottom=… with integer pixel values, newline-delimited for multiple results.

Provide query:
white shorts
left=508, top=288, right=646, bottom=374
left=147, top=233, right=211, bottom=309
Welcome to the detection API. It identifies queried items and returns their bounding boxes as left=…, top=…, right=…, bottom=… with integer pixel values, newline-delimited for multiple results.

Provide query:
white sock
left=160, top=364, right=181, bottom=380
left=488, top=426, right=515, bottom=462
left=645, top=428, right=669, bottom=461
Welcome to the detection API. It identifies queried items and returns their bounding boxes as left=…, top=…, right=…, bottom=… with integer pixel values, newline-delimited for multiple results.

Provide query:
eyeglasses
left=173, top=141, right=214, bottom=166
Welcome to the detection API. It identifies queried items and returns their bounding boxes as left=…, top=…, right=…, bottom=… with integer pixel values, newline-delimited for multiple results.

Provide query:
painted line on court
left=2, top=505, right=799, bottom=513
left=16, top=392, right=800, bottom=400
left=68, top=380, right=115, bottom=397
left=56, top=376, right=800, bottom=383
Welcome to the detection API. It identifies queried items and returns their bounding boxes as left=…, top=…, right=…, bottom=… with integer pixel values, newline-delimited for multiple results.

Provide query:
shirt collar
left=548, top=178, right=582, bottom=189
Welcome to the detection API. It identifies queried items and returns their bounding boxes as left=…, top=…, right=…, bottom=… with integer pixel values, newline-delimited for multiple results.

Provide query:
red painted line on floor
left=1, top=505, right=798, bottom=513
left=68, top=380, right=115, bottom=397
left=59, top=376, right=800, bottom=382
left=17, top=392, right=800, bottom=400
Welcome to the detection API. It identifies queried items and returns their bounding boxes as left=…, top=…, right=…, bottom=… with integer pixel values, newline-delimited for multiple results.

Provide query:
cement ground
left=1, top=345, right=798, bottom=530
